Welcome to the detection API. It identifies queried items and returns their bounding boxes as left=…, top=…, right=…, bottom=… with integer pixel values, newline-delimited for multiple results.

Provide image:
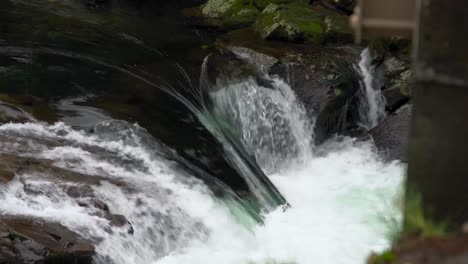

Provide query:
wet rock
left=228, top=46, right=279, bottom=71
left=270, top=54, right=361, bottom=143
left=253, top=3, right=352, bottom=44
left=0, top=154, right=23, bottom=184
left=383, top=85, right=410, bottom=113
left=368, top=104, right=411, bottom=162
left=203, top=49, right=258, bottom=87
left=357, top=47, right=411, bottom=113
left=65, top=185, right=94, bottom=199
left=0, top=94, right=58, bottom=123
left=200, top=0, right=260, bottom=28
left=0, top=102, right=35, bottom=123
left=0, top=217, right=94, bottom=264
left=254, top=3, right=326, bottom=44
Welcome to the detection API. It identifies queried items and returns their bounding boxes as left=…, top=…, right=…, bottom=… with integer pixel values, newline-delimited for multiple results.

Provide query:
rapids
left=0, top=74, right=404, bottom=264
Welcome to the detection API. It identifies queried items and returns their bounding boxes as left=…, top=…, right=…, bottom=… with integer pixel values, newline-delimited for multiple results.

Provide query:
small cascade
left=358, top=48, right=387, bottom=129
left=210, top=76, right=313, bottom=174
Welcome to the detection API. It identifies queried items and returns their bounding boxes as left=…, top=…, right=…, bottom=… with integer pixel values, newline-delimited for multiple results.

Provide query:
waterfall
left=0, top=69, right=404, bottom=264
left=358, top=48, right=387, bottom=129
left=210, top=76, right=313, bottom=174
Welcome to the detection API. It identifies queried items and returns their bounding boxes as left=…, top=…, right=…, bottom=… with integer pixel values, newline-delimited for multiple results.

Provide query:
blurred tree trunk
left=407, top=0, right=468, bottom=229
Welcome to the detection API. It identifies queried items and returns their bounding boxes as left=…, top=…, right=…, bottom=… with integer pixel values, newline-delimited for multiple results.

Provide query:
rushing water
left=0, top=74, right=404, bottom=264
left=358, top=48, right=387, bottom=130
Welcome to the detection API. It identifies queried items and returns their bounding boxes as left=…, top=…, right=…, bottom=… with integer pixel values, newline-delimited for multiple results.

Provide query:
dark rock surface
left=0, top=217, right=94, bottom=264
left=0, top=152, right=133, bottom=263
left=368, top=104, right=411, bottom=162
left=318, top=0, right=356, bottom=15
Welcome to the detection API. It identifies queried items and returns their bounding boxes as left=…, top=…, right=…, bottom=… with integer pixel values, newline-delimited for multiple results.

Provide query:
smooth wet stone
left=368, top=104, right=411, bottom=162
left=0, top=217, right=94, bottom=264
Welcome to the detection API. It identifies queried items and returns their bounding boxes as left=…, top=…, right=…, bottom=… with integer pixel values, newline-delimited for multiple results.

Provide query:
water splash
left=210, top=77, right=313, bottom=174
left=0, top=121, right=254, bottom=264
left=358, top=48, right=387, bottom=129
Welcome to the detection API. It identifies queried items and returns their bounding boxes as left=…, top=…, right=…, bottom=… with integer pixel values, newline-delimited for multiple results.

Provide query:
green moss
left=333, top=88, right=342, bottom=96
left=398, top=70, right=414, bottom=97
left=202, top=0, right=260, bottom=27
left=404, top=190, right=450, bottom=238
left=368, top=250, right=396, bottom=264
left=254, top=3, right=326, bottom=44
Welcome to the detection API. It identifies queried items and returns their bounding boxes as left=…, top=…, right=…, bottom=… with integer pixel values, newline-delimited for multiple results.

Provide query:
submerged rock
left=368, top=104, right=411, bottom=162
left=0, top=217, right=94, bottom=264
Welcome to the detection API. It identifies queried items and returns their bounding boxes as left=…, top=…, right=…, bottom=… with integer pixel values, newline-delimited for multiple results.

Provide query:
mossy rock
left=202, top=0, right=260, bottom=28
left=253, top=3, right=352, bottom=44
left=397, top=70, right=414, bottom=97
left=254, top=3, right=326, bottom=44
left=319, top=5, right=354, bottom=43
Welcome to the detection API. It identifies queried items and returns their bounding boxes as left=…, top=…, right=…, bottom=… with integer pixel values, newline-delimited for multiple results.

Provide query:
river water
left=0, top=1, right=405, bottom=263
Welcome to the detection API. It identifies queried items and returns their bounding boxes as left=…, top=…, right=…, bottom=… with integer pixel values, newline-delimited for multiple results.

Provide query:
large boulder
left=368, top=104, right=411, bottom=161
left=254, top=3, right=326, bottom=44
left=383, top=69, right=413, bottom=112
left=200, top=0, right=260, bottom=28
left=253, top=3, right=352, bottom=44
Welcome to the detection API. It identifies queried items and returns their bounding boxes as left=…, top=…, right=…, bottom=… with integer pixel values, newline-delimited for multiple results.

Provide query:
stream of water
left=358, top=48, right=387, bottom=130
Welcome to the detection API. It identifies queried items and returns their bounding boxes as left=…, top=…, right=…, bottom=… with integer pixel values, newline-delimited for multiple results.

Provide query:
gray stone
left=369, top=104, right=411, bottom=161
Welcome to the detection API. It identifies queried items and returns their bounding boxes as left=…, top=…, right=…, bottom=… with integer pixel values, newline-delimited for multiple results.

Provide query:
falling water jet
left=358, top=48, right=387, bottom=130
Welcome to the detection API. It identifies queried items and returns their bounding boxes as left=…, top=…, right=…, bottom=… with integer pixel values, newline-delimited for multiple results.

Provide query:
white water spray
left=358, top=48, right=387, bottom=129
left=211, top=77, right=313, bottom=174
